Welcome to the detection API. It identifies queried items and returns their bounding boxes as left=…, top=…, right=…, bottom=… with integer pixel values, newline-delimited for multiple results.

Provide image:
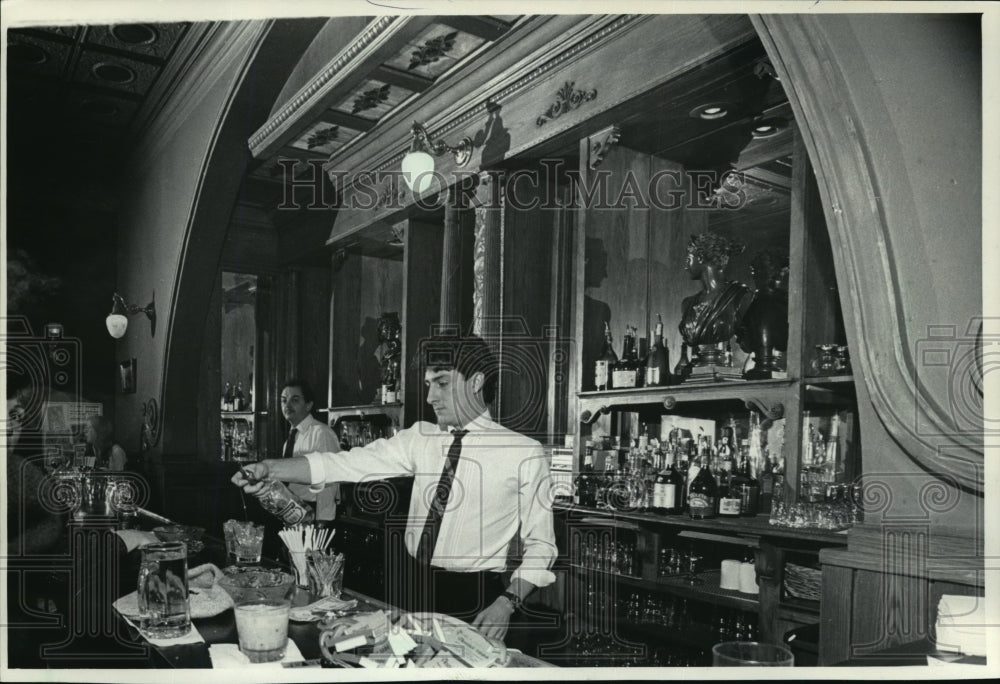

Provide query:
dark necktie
left=283, top=428, right=298, bottom=459
left=415, top=429, right=467, bottom=566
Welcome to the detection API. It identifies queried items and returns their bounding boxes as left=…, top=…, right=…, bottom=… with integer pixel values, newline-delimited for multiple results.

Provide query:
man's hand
left=230, top=461, right=270, bottom=494
left=470, top=596, right=514, bottom=641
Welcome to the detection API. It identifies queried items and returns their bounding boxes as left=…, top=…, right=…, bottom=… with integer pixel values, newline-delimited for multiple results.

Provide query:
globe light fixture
left=106, top=292, right=156, bottom=339
left=401, top=121, right=472, bottom=195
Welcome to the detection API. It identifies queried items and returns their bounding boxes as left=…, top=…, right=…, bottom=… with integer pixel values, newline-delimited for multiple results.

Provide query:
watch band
left=501, top=590, right=522, bottom=610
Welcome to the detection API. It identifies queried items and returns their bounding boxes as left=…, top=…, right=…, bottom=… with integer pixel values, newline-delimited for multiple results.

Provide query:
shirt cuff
left=303, top=452, right=327, bottom=491
left=509, top=567, right=556, bottom=589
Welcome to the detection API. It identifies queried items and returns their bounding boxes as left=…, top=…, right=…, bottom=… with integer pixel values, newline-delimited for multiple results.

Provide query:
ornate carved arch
left=752, top=15, right=983, bottom=493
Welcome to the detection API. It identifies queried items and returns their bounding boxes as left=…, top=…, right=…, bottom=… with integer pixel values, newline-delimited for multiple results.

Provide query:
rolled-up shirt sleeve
left=304, top=425, right=419, bottom=490
left=510, top=446, right=557, bottom=588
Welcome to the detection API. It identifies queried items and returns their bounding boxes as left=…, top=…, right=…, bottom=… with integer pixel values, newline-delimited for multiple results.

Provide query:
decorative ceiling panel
left=338, top=78, right=413, bottom=118
left=383, top=24, right=488, bottom=79
left=291, top=121, right=365, bottom=156
left=85, top=23, right=187, bottom=60
left=73, top=49, right=160, bottom=96
left=6, top=33, right=73, bottom=78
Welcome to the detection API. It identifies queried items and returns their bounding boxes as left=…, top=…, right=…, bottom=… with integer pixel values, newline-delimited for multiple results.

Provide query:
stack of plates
left=784, top=563, right=822, bottom=602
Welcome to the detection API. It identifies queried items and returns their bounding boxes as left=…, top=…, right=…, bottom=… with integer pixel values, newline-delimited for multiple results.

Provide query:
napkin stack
left=209, top=641, right=304, bottom=668
left=935, top=594, right=986, bottom=657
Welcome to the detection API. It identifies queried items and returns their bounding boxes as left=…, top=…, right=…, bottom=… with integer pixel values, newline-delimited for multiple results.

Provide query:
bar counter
left=111, top=519, right=554, bottom=669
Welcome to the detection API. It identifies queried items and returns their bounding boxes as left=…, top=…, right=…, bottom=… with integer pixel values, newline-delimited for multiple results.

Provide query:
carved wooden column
left=472, top=170, right=504, bottom=338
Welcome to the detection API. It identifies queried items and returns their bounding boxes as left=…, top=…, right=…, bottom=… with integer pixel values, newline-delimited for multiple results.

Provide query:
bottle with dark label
left=595, top=322, right=618, bottom=390
left=688, top=447, right=718, bottom=519
left=645, top=314, right=671, bottom=387
left=612, top=326, right=639, bottom=388
left=738, top=440, right=760, bottom=516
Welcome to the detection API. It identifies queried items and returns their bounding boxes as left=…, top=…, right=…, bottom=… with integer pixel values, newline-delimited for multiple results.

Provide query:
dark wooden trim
left=439, top=15, right=512, bottom=42
left=370, top=64, right=434, bottom=94
left=318, top=109, right=378, bottom=133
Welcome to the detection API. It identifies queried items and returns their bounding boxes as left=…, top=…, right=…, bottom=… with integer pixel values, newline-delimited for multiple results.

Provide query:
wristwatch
left=500, top=590, right=522, bottom=611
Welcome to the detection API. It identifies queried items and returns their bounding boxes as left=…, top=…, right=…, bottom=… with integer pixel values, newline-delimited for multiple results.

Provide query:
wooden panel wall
left=501, top=172, right=555, bottom=440
left=295, top=265, right=334, bottom=408
left=330, top=254, right=404, bottom=407
left=403, top=220, right=444, bottom=426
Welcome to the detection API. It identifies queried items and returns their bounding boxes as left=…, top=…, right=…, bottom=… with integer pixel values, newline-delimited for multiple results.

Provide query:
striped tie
left=415, top=430, right=467, bottom=566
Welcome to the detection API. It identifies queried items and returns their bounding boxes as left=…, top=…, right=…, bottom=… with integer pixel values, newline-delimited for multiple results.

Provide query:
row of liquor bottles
left=594, top=316, right=678, bottom=389
left=574, top=419, right=780, bottom=520
left=221, top=380, right=252, bottom=412
left=220, top=418, right=254, bottom=461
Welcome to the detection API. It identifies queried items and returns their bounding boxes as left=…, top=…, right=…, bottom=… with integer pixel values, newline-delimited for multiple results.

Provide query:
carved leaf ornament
left=537, top=81, right=597, bottom=126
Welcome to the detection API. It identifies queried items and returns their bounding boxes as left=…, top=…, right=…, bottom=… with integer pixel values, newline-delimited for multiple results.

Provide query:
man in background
left=279, top=378, right=341, bottom=523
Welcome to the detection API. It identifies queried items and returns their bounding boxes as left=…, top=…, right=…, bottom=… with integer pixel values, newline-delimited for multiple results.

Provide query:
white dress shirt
left=286, top=414, right=341, bottom=520
left=303, top=412, right=556, bottom=588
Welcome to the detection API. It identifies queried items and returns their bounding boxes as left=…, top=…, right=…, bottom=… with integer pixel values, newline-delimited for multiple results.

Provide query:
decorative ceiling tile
left=252, top=156, right=314, bottom=182
left=66, top=91, right=140, bottom=127
left=32, top=25, right=81, bottom=40
left=86, top=23, right=188, bottom=60
left=334, top=79, right=412, bottom=119
left=6, top=32, right=72, bottom=78
left=383, top=25, right=487, bottom=79
left=291, top=121, right=365, bottom=156
left=73, top=49, right=160, bottom=96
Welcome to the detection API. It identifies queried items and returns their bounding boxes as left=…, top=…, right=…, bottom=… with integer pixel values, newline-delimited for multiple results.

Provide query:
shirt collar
left=444, top=410, right=492, bottom=434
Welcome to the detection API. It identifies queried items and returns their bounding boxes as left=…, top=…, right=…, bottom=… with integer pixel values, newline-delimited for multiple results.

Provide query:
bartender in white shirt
left=279, top=378, right=341, bottom=523
left=234, top=335, right=557, bottom=641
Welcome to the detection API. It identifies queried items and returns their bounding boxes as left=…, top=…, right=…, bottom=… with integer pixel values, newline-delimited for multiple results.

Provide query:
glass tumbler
left=712, top=641, right=794, bottom=666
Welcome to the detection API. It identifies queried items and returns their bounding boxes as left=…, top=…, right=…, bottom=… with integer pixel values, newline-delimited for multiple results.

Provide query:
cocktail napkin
left=209, top=641, right=304, bottom=668
left=115, top=530, right=158, bottom=553
left=117, top=613, right=205, bottom=647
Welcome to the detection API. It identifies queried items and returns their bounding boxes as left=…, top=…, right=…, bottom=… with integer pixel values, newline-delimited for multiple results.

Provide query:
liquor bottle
left=235, top=382, right=245, bottom=411
left=719, top=449, right=744, bottom=518
left=688, top=446, right=718, bottom=519
left=758, top=452, right=775, bottom=514
left=244, top=474, right=315, bottom=525
left=738, top=441, right=761, bottom=517
left=674, top=342, right=692, bottom=381
left=654, top=448, right=681, bottom=515
left=595, top=321, right=618, bottom=390
left=222, top=382, right=231, bottom=411
left=612, top=326, right=639, bottom=388
left=575, top=447, right=596, bottom=507
left=630, top=325, right=644, bottom=388
left=645, top=314, right=671, bottom=387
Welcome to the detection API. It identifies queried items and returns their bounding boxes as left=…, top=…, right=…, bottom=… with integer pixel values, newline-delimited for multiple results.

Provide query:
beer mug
left=137, top=542, right=191, bottom=639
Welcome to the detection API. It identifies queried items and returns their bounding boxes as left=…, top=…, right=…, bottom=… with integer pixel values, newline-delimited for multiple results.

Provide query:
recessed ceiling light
left=111, top=24, right=159, bottom=45
left=9, top=43, right=48, bottom=65
left=93, top=62, right=136, bottom=85
left=690, top=103, right=730, bottom=120
left=751, top=118, right=786, bottom=138
left=80, top=99, right=119, bottom=118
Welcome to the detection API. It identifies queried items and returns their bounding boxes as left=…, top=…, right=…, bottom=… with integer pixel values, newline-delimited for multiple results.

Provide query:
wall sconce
left=401, top=121, right=472, bottom=195
left=106, top=292, right=156, bottom=339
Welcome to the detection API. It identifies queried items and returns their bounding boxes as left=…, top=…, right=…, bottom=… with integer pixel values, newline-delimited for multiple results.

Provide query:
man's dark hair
left=281, top=377, right=315, bottom=405
left=419, top=334, right=498, bottom=404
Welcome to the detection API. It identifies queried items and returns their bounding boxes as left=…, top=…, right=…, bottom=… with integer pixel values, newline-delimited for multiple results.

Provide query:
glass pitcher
left=137, top=541, right=191, bottom=639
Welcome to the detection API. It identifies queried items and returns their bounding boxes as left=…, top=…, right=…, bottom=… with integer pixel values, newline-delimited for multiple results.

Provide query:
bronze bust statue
left=678, top=232, right=753, bottom=367
left=737, top=250, right=789, bottom=379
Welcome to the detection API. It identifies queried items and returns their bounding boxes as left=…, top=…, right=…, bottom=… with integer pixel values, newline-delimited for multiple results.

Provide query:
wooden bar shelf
left=555, top=502, right=849, bottom=545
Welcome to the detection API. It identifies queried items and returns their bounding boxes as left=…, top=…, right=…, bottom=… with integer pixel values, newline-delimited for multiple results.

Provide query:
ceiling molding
left=247, top=16, right=438, bottom=159
left=128, top=21, right=270, bottom=171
